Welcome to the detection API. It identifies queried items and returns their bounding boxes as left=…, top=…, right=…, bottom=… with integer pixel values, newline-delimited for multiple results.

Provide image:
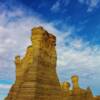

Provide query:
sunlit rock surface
left=5, top=26, right=100, bottom=100
left=61, top=75, right=100, bottom=100
left=5, top=27, right=62, bottom=100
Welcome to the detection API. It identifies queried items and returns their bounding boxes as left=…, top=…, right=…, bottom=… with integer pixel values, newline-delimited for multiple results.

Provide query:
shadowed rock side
left=5, top=26, right=100, bottom=100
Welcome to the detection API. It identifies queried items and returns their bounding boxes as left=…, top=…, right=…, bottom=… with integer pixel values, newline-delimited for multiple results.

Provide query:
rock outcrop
left=5, top=27, right=62, bottom=100
left=5, top=26, right=100, bottom=100
left=61, top=75, right=100, bottom=100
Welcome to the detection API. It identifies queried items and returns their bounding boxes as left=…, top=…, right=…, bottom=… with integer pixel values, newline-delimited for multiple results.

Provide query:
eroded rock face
left=5, top=27, right=62, bottom=100
left=5, top=26, right=100, bottom=100
left=61, top=75, right=96, bottom=100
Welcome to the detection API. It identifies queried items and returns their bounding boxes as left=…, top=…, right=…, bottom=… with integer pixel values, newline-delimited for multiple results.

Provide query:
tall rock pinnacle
left=5, top=26, right=62, bottom=100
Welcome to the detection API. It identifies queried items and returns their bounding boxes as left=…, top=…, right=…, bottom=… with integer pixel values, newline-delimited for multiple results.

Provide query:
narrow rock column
left=71, top=75, right=79, bottom=89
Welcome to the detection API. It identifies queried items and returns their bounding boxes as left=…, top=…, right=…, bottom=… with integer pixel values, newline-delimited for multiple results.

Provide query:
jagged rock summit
left=5, top=26, right=62, bottom=100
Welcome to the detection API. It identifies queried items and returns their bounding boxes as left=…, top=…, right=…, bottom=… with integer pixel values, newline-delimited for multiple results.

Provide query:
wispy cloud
left=51, top=0, right=70, bottom=12
left=0, top=84, right=11, bottom=100
left=0, top=84, right=11, bottom=89
left=78, top=0, right=100, bottom=12
left=51, top=0, right=60, bottom=12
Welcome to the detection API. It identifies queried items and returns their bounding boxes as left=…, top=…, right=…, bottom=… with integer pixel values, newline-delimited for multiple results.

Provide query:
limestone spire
left=5, top=26, right=62, bottom=100
left=71, top=75, right=80, bottom=89
left=62, top=82, right=70, bottom=91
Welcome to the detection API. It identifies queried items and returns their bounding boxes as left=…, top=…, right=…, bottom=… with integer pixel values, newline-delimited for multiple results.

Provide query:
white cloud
left=51, top=0, right=70, bottom=12
left=51, top=0, right=60, bottom=12
left=78, top=0, right=100, bottom=12
left=0, top=84, right=11, bottom=89
left=78, top=0, right=84, bottom=3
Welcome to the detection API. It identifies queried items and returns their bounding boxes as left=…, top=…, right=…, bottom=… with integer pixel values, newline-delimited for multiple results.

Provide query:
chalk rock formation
left=5, top=26, right=62, bottom=100
left=61, top=75, right=95, bottom=100
left=5, top=26, right=100, bottom=100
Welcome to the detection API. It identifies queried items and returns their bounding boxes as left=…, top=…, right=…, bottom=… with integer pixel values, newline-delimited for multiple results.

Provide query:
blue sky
left=0, top=0, right=100, bottom=99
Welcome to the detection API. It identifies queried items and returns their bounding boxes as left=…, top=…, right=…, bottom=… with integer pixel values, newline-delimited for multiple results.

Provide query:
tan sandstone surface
left=5, top=26, right=100, bottom=100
